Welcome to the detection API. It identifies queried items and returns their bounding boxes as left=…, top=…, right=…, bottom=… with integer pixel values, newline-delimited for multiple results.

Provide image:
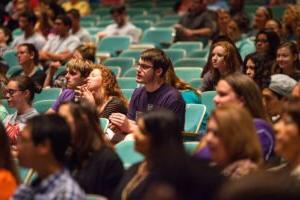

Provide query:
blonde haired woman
left=199, top=105, right=262, bottom=179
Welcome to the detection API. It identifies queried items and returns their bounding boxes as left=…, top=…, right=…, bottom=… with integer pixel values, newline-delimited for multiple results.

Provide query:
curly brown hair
left=94, top=64, right=128, bottom=107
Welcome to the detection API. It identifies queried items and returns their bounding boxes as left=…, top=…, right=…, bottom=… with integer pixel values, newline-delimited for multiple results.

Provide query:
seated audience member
left=67, top=9, right=91, bottom=43
left=282, top=4, right=300, bottom=41
left=226, top=16, right=255, bottom=59
left=200, top=41, right=241, bottom=92
left=0, top=122, right=19, bottom=199
left=292, top=82, right=300, bottom=97
left=33, top=2, right=55, bottom=39
left=201, top=35, right=243, bottom=78
left=216, top=9, right=231, bottom=37
left=11, top=11, right=46, bottom=51
left=47, top=58, right=93, bottom=113
left=272, top=41, right=300, bottom=81
left=262, top=74, right=297, bottom=123
left=62, top=0, right=90, bottom=17
left=265, top=19, right=284, bottom=41
left=197, top=73, right=274, bottom=161
left=199, top=105, right=262, bottom=179
left=5, top=0, right=29, bottom=31
left=229, top=0, right=249, bottom=21
left=58, top=101, right=124, bottom=198
left=12, top=114, right=85, bottom=199
left=248, top=6, right=273, bottom=37
left=0, top=26, right=12, bottom=56
left=39, top=14, right=80, bottom=64
left=166, top=59, right=200, bottom=104
left=273, top=98, right=300, bottom=178
left=3, top=76, right=39, bottom=146
left=13, top=43, right=46, bottom=90
left=243, top=52, right=272, bottom=89
left=109, top=48, right=186, bottom=134
left=73, top=43, right=96, bottom=62
left=77, top=64, right=128, bottom=118
left=174, top=0, right=217, bottom=42
left=254, top=30, right=280, bottom=63
left=113, top=110, right=224, bottom=200
left=44, top=43, right=96, bottom=88
left=97, top=5, right=141, bottom=44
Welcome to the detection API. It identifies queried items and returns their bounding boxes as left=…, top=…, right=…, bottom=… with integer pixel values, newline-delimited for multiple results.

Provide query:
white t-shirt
left=103, top=22, right=141, bottom=43
left=72, top=28, right=91, bottom=43
left=12, top=32, right=46, bottom=50
left=42, top=34, right=80, bottom=53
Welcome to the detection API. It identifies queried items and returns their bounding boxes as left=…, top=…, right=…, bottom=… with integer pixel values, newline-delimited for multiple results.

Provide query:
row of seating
left=89, top=3, right=286, bottom=21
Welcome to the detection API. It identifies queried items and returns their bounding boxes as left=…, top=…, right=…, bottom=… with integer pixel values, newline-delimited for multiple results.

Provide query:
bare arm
left=43, top=61, right=61, bottom=88
left=109, top=113, right=137, bottom=134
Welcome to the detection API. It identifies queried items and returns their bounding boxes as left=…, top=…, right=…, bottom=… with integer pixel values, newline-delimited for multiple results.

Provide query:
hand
left=182, top=28, right=194, bottom=37
left=174, top=24, right=183, bottom=29
left=76, top=85, right=96, bottom=105
left=49, top=61, right=61, bottom=74
left=109, top=113, right=135, bottom=133
left=222, top=159, right=258, bottom=180
left=39, top=51, right=50, bottom=60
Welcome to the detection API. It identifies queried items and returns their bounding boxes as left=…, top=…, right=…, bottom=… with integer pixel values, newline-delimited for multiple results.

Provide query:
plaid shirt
left=12, top=168, right=85, bottom=200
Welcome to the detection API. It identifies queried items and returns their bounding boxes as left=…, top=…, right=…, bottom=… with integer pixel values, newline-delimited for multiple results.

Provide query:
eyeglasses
left=135, top=62, right=153, bottom=71
left=4, top=88, right=23, bottom=96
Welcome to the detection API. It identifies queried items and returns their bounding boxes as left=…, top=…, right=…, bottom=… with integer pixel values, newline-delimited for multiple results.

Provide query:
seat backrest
left=115, top=140, right=144, bottom=168
left=3, top=50, right=19, bottom=68
left=174, top=67, right=203, bottom=82
left=122, top=68, right=136, bottom=78
left=119, top=49, right=142, bottom=60
left=34, top=88, right=61, bottom=102
left=33, top=100, right=56, bottom=113
left=6, top=65, right=22, bottom=78
left=170, top=42, right=203, bottom=54
left=164, top=49, right=186, bottom=63
left=201, top=91, right=217, bottom=115
left=174, top=58, right=207, bottom=68
left=86, top=194, right=107, bottom=200
left=141, top=27, right=175, bottom=49
left=99, top=118, right=109, bottom=133
left=1, top=99, right=16, bottom=114
left=104, top=57, right=135, bottom=76
left=121, top=89, right=135, bottom=100
left=188, top=78, right=202, bottom=89
left=96, top=20, right=114, bottom=28
left=117, top=77, right=137, bottom=89
left=132, top=14, right=160, bottom=22
left=187, top=49, right=209, bottom=58
left=132, top=20, right=153, bottom=31
left=108, top=66, right=122, bottom=78
left=97, top=36, right=130, bottom=56
left=184, top=104, right=206, bottom=133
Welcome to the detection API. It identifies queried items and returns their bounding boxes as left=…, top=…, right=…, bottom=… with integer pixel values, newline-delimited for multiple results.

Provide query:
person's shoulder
left=163, top=84, right=182, bottom=96
left=32, top=32, right=45, bottom=39
left=80, top=28, right=90, bottom=35
left=67, top=35, right=80, bottom=42
left=95, top=145, right=123, bottom=163
left=0, top=169, right=17, bottom=187
left=57, top=171, right=85, bottom=199
left=61, top=88, right=75, bottom=95
left=131, top=86, right=146, bottom=97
